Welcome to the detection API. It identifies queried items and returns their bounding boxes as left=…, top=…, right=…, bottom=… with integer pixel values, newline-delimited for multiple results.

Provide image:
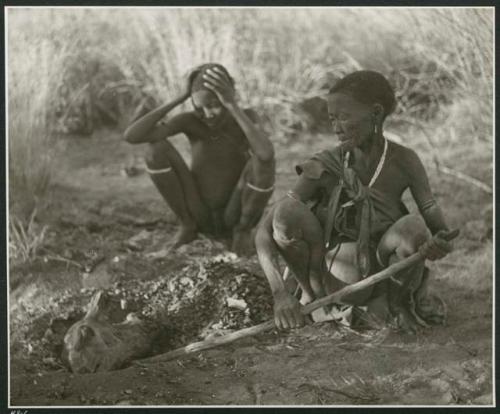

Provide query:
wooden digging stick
left=138, top=230, right=459, bottom=364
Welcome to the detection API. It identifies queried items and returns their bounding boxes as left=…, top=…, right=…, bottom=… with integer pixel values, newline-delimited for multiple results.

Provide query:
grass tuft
left=9, top=208, right=48, bottom=264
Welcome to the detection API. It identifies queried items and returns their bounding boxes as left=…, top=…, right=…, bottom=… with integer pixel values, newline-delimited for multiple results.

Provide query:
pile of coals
left=110, top=255, right=274, bottom=347
left=11, top=254, right=275, bottom=372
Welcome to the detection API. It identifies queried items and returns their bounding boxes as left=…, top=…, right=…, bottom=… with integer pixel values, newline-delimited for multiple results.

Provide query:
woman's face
left=327, top=92, right=375, bottom=151
left=191, top=90, right=227, bottom=128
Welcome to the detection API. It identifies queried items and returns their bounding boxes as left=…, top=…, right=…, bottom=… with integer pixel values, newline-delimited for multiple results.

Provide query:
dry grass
left=7, top=11, right=69, bottom=220
left=437, top=241, right=493, bottom=292
left=9, top=8, right=493, bottom=136
left=6, top=7, right=494, bottom=262
left=9, top=208, right=48, bottom=263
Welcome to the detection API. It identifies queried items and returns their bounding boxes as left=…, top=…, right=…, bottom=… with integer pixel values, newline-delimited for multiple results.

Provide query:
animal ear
left=74, top=325, right=95, bottom=351
left=86, top=290, right=108, bottom=319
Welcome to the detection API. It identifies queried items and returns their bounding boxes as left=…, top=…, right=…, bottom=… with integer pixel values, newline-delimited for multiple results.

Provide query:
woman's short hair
left=329, top=70, right=396, bottom=118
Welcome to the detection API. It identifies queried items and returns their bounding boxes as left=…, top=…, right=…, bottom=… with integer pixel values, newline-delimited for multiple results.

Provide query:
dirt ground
left=9, top=129, right=494, bottom=407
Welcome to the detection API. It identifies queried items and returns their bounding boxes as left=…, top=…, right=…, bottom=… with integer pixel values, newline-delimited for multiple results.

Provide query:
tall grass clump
left=107, top=9, right=241, bottom=113
left=9, top=208, right=49, bottom=263
left=8, top=33, right=54, bottom=218
left=7, top=7, right=493, bottom=267
left=402, top=9, right=493, bottom=186
left=9, top=8, right=493, bottom=147
left=386, top=9, right=493, bottom=159
left=8, top=9, right=74, bottom=260
left=8, top=7, right=493, bottom=199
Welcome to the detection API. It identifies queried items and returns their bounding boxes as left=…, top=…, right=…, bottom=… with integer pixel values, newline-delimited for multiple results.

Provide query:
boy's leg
left=146, top=140, right=211, bottom=246
left=224, top=158, right=275, bottom=255
left=223, top=164, right=245, bottom=231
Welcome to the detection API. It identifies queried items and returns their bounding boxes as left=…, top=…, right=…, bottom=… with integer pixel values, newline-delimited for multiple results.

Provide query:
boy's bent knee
left=145, top=141, right=174, bottom=169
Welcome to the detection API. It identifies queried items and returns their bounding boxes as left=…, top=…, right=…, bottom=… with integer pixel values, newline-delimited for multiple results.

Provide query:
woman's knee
left=377, top=215, right=431, bottom=263
left=272, top=198, right=314, bottom=244
left=397, top=215, right=431, bottom=253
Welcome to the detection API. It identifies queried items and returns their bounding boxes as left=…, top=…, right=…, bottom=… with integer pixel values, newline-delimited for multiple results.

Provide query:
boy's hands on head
left=202, top=67, right=236, bottom=108
left=181, top=67, right=202, bottom=100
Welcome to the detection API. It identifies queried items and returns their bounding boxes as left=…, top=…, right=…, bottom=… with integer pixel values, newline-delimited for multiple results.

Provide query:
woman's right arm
left=255, top=170, right=325, bottom=284
left=255, top=207, right=305, bottom=329
left=255, top=168, right=329, bottom=328
left=123, top=95, right=188, bottom=144
left=255, top=207, right=287, bottom=294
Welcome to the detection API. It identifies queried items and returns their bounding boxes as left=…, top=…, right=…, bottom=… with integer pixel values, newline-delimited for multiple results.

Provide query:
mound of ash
left=12, top=256, right=274, bottom=374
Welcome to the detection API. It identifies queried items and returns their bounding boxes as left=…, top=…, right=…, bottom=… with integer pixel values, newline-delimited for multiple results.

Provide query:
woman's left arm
left=406, top=149, right=454, bottom=260
left=406, top=148, right=449, bottom=234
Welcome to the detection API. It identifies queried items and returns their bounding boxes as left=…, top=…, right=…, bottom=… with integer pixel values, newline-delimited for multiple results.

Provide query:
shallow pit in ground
left=10, top=252, right=276, bottom=374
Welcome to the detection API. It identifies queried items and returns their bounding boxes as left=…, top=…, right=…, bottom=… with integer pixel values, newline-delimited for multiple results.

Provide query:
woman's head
left=190, top=63, right=234, bottom=128
left=327, top=70, right=396, bottom=150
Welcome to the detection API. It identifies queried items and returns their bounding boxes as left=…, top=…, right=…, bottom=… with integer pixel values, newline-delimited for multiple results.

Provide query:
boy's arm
left=123, top=95, right=188, bottom=144
left=124, top=69, right=198, bottom=144
left=228, top=107, right=274, bottom=162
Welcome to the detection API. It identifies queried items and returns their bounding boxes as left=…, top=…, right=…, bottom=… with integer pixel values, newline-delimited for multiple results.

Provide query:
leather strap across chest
left=324, top=138, right=389, bottom=278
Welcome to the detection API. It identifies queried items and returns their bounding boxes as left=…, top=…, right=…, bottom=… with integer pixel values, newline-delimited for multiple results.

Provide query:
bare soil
left=9, top=129, right=494, bottom=406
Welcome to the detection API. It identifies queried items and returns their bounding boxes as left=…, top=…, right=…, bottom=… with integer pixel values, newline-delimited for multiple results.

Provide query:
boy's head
left=190, top=63, right=234, bottom=128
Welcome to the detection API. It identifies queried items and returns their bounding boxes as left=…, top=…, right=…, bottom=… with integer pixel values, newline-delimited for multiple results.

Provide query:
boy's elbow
left=123, top=128, right=143, bottom=145
left=123, top=127, right=135, bottom=144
